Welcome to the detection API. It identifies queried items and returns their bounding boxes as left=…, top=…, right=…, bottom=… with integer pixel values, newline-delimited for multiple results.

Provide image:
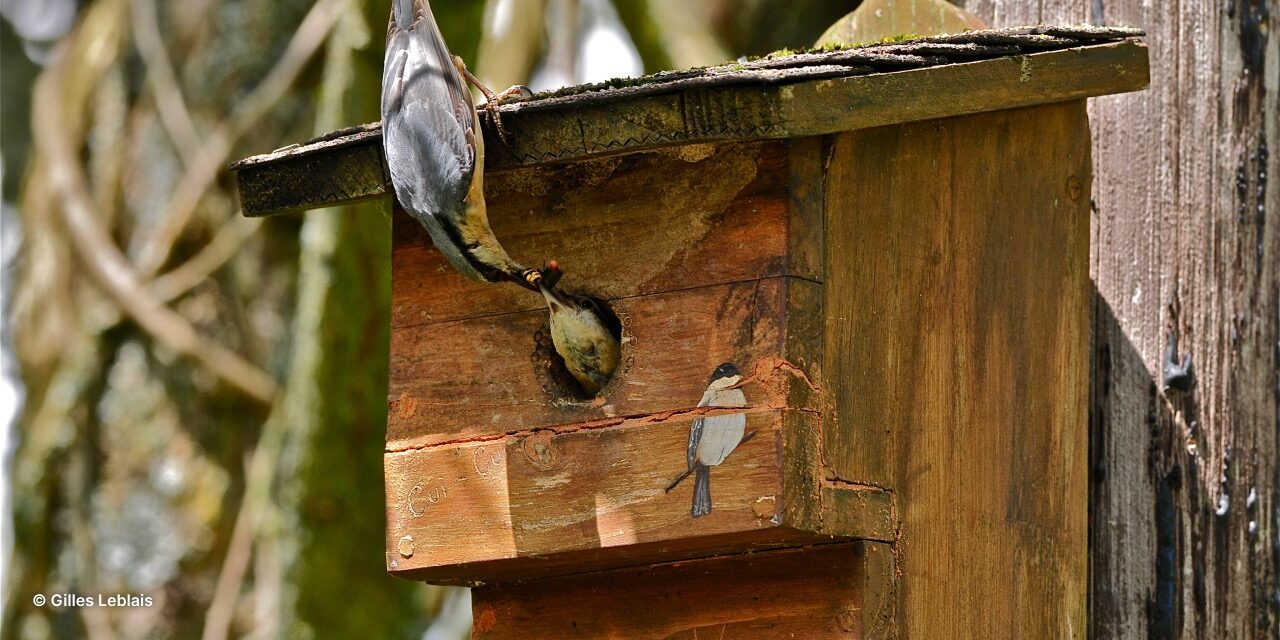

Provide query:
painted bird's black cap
left=710, top=362, right=741, bottom=382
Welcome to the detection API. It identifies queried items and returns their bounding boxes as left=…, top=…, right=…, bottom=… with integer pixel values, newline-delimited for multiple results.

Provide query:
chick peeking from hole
left=529, top=261, right=620, bottom=396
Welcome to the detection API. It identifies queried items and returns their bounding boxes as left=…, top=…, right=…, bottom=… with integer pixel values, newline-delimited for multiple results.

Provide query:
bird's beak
left=538, top=281, right=573, bottom=311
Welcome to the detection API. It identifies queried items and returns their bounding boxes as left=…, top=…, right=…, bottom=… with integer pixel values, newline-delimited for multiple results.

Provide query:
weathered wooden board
left=385, top=410, right=892, bottom=583
left=387, top=276, right=820, bottom=451
left=391, top=140, right=817, bottom=326
left=962, top=3, right=1280, bottom=639
left=470, top=541, right=896, bottom=639
left=822, top=101, right=1092, bottom=637
left=231, top=38, right=1148, bottom=217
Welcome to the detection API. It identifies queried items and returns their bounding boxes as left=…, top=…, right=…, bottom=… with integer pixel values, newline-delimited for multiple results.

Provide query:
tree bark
left=273, top=3, right=429, bottom=637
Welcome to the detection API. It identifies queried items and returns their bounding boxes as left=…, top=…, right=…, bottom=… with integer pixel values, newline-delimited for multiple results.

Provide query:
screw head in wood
left=521, top=431, right=559, bottom=470
left=398, top=535, right=415, bottom=558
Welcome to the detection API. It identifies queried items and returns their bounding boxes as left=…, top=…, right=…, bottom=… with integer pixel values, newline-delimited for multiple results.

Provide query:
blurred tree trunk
left=476, top=0, right=548, bottom=90
left=272, top=1, right=423, bottom=637
left=709, top=0, right=860, bottom=56
left=4, top=0, right=474, bottom=637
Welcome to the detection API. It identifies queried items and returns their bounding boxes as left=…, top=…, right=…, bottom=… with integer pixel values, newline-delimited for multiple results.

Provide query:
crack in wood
left=384, top=404, right=823, bottom=454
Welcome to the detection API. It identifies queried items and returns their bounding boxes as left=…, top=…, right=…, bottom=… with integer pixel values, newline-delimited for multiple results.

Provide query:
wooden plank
left=822, top=101, right=1092, bottom=637
left=385, top=411, right=790, bottom=582
left=387, top=276, right=820, bottom=450
left=858, top=541, right=897, bottom=640
left=820, top=484, right=895, bottom=541
left=470, top=542, right=891, bottom=639
left=233, top=127, right=388, bottom=218
left=779, top=38, right=1147, bottom=139
left=391, top=141, right=807, bottom=326
left=385, top=410, right=892, bottom=583
left=231, top=40, right=1148, bottom=217
left=964, top=3, right=1280, bottom=638
left=786, top=136, right=826, bottom=283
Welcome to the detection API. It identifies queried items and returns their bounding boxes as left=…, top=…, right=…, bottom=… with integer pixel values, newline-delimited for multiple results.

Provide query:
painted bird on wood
left=537, top=261, right=620, bottom=396
left=666, top=363, right=750, bottom=518
left=382, top=0, right=537, bottom=290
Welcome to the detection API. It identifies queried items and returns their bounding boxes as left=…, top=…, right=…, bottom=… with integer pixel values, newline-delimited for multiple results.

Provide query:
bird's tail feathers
left=392, top=0, right=417, bottom=29
left=691, top=466, right=712, bottom=518
left=390, top=1, right=442, bottom=36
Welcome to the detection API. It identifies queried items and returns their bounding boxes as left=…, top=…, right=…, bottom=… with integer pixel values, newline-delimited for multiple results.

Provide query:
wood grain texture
left=780, top=38, right=1146, bottom=140
left=387, top=276, right=819, bottom=450
left=385, top=410, right=892, bottom=583
left=470, top=542, right=893, bottom=639
left=959, top=2, right=1280, bottom=638
left=390, top=141, right=798, bottom=326
left=787, top=136, right=827, bottom=283
left=823, top=102, right=1093, bottom=638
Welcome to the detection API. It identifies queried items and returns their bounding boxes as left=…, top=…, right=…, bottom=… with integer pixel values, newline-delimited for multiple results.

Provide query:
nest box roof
left=230, top=25, right=1148, bottom=217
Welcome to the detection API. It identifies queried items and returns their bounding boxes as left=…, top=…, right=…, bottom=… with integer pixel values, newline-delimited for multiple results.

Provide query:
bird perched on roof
left=536, top=261, right=620, bottom=396
left=382, top=0, right=537, bottom=291
left=666, top=363, right=750, bottom=518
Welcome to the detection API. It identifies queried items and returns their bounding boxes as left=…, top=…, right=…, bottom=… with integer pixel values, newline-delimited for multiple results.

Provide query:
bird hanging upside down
left=383, top=1, right=620, bottom=395
left=381, top=0, right=537, bottom=291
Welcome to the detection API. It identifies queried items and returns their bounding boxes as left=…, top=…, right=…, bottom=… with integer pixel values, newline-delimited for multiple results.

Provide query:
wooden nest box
left=232, top=27, right=1149, bottom=639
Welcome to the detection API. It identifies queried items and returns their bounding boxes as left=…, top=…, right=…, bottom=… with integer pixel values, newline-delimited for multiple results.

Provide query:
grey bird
left=665, top=363, right=750, bottom=518
left=537, top=261, right=620, bottom=396
left=382, top=0, right=538, bottom=291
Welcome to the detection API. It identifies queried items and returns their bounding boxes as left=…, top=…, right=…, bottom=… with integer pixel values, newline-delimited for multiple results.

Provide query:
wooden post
left=231, top=28, right=1150, bottom=639
left=961, top=2, right=1280, bottom=638
left=823, top=101, right=1092, bottom=636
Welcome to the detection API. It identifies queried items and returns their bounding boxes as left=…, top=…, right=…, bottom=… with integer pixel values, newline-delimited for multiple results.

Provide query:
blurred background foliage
left=0, top=0, right=857, bottom=638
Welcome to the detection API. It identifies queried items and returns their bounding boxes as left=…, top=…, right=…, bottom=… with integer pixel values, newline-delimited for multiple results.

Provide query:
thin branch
left=71, top=457, right=117, bottom=640
left=202, top=401, right=290, bottom=640
left=147, top=215, right=261, bottom=303
left=130, top=0, right=201, bottom=164
left=611, top=0, right=676, bottom=72
left=176, top=0, right=220, bottom=43
left=33, top=45, right=278, bottom=405
left=543, top=0, right=582, bottom=84
left=84, top=214, right=260, bottom=334
left=248, top=531, right=281, bottom=639
left=133, top=0, right=343, bottom=276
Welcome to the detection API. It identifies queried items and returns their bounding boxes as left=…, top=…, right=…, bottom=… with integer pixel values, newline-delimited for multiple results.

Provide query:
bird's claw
left=495, top=85, right=535, bottom=104
left=482, top=100, right=513, bottom=148
left=522, top=268, right=543, bottom=288
left=482, top=86, right=532, bottom=148
left=455, top=58, right=530, bottom=149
